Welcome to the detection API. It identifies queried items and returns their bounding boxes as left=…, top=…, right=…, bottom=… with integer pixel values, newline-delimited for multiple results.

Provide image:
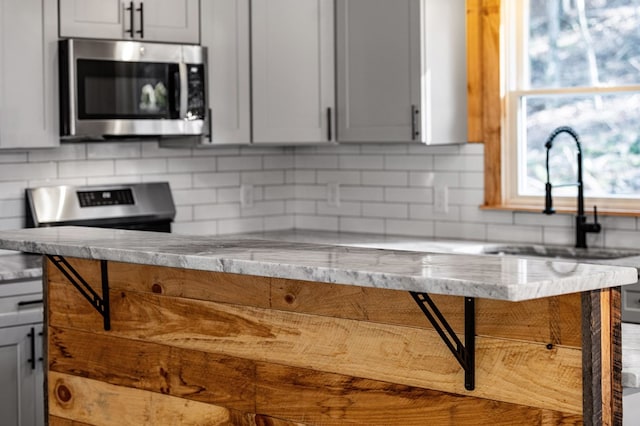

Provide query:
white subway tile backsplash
left=263, top=154, right=294, bottom=170
left=294, top=185, right=326, bottom=200
left=241, top=201, right=285, bottom=217
left=317, top=170, right=360, bottom=185
left=362, top=202, right=408, bottom=219
left=0, top=199, right=23, bottom=218
left=0, top=152, right=28, bottom=163
left=264, top=185, right=295, bottom=200
left=174, top=205, right=193, bottom=222
left=486, top=224, right=543, bottom=244
left=461, top=143, right=484, bottom=155
left=86, top=176, right=143, bottom=185
left=295, top=215, right=338, bottom=231
left=385, top=187, right=432, bottom=203
left=542, top=226, right=574, bottom=246
left=28, top=177, right=87, bottom=188
left=287, top=170, right=316, bottom=184
left=217, top=156, right=262, bottom=171
left=410, top=204, right=461, bottom=221
left=142, top=142, right=192, bottom=158
left=0, top=181, right=28, bottom=200
left=218, top=217, right=265, bottom=235
left=600, top=216, right=637, bottom=231
left=193, top=172, right=240, bottom=188
left=288, top=200, right=315, bottom=214
left=172, top=189, right=217, bottom=206
left=435, top=222, right=487, bottom=240
left=461, top=206, right=513, bottom=225
left=408, top=144, right=460, bottom=155
left=340, top=217, right=385, bottom=234
left=408, top=172, right=435, bottom=187
left=341, top=186, right=384, bottom=202
left=339, top=155, right=384, bottom=170
left=30, top=144, right=87, bottom=162
left=0, top=162, right=57, bottom=181
left=362, top=171, right=408, bottom=187
left=115, top=158, right=167, bottom=175
left=142, top=173, right=192, bottom=189
left=242, top=171, right=285, bottom=185
left=265, top=215, right=294, bottom=231
left=317, top=201, right=361, bottom=216
left=194, top=203, right=240, bottom=220
left=448, top=188, right=484, bottom=206
left=87, top=142, right=140, bottom=159
left=295, top=155, right=338, bottom=169
left=173, top=220, right=217, bottom=235
left=0, top=217, right=24, bottom=230
left=386, top=219, right=434, bottom=237
left=514, top=212, right=572, bottom=227
left=217, top=187, right=241, bottom=203
left=361, top=144, right=409, bottom=155
left=168, top=157, right=216, bottom=173
left=59, top=160, right=114, bottom=178
left=460, top=172, right=484, bottom=189
left=384, top=155, right=433, bottom=171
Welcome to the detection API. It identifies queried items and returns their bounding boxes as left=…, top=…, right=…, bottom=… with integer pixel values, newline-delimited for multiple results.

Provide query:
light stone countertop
left=0, top=226, right=636, bottom=302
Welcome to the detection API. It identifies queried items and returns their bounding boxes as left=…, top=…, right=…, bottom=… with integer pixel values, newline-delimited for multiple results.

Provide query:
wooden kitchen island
left=0, top=227, right=637, bottom=425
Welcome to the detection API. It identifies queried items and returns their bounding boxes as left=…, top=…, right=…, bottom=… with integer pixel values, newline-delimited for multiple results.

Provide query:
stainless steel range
left=25, top=182, right=175, bottom=232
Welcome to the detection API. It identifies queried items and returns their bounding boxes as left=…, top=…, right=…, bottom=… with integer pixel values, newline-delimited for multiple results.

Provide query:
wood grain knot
left=151, top=283, right=163, bottom=294
left=546, top=343, right=554, bottom=350
left=56, top=383, right=72, bottom=403
left=284, top=294, right=296, bottom=304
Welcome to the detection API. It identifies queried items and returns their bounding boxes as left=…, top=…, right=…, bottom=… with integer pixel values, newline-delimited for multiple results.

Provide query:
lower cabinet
left=0, top=323, right=44, bottom=426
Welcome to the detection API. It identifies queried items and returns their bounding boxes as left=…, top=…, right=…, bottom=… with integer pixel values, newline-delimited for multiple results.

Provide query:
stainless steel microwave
left=59, top=39, right=207, bottom=139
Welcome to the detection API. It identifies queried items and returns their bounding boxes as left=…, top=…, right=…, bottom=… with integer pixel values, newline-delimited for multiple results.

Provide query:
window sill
left=481, top=204, right=640, bottom=217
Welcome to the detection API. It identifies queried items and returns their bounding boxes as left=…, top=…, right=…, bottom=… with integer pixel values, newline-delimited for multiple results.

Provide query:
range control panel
left=77, top=189, right=134, bottom=207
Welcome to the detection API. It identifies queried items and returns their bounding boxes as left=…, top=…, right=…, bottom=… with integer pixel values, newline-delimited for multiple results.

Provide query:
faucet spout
left=542, top=126, right=601, bottom=248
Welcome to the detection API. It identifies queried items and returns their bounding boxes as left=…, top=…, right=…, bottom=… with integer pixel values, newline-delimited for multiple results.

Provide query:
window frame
left=474, top=0, right=640, bottom=216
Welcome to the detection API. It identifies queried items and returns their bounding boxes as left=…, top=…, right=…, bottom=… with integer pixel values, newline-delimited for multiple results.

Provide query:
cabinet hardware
left=207, top=108, right=213, bottom=142
left=17, top=299, right=43, bottom=307
left=27, top=327, right=36, bottom=370
left=136, top=2, right=144, bottom=38
left=125, top=2, right=135, bottom=37
left=411, top=105, right=420, bottom=140
left=47, top=255, right=111, bottom=331
left=410, top=292, right=475, bottom=390
left=327, top=107, right=333, bottom=141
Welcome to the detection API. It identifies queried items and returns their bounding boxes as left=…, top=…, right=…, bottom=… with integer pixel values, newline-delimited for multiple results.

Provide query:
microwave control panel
left=186, top=64, right=205, bottom=120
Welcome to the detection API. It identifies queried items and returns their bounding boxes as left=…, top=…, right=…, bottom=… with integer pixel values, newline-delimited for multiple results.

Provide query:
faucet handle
left=593, top=205, right=599, bottom=224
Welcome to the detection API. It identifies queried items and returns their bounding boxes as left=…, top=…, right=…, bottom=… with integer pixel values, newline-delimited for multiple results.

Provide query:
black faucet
left=542, top=126, right=601, bottom=249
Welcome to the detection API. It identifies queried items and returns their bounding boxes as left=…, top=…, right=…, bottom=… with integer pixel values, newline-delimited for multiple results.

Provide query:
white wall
left=0, top=141, right=638, bottom=248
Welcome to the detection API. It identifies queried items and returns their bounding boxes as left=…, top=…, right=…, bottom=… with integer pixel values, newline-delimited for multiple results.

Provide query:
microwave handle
left=178, top=63, right=188, bottom=120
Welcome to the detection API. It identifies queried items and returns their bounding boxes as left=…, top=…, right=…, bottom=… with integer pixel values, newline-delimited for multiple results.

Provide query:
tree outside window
left=504, top=0, right=640, bottom=208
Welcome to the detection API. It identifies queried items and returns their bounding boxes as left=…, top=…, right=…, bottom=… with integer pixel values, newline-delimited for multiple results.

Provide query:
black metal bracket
left=47, top=255, right=111, bottom=331
left=410, top=292, right=475, bottom=390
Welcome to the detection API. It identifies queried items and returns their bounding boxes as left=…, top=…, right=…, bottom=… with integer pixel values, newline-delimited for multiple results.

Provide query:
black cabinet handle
left=411, top=105, right=420, bottom=140
left=327, top=107, right=333, bottom=141
left=136, top=2, right=144, bottom=38
left=207, top=108, right=213, bottom=142
left=125, top=1, right=135, bottom=37
left=27, top=327, right=35, bottom=370
left=18, top=299, right=43, bottom=307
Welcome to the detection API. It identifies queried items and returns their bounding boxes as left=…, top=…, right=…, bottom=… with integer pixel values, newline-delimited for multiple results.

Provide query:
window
left=503, top=0, right=640, bottom=212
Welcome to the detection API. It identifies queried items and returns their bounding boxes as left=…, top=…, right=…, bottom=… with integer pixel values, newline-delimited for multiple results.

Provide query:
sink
left=456, top=244, right=640, bottom=261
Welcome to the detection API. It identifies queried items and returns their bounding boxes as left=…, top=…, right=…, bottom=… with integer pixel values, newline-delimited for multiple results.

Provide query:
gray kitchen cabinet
left=0, top=0, right=58, bottom=149
left=0, top=278, right=44, bottom=426
left=59, top=0, right=200, bottom=44
left=336, top=0, right=467, bottom=144
left=251, top=0, right=335, bottom=144
left=0, top=324, right=44, bottom=426
left=199, top=0, right=251, bottom=145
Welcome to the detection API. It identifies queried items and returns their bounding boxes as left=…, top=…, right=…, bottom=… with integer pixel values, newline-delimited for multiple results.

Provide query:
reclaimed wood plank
left=49, top=372, right=251, bottom=425
left=48, top=326, right=256, bottom=412
left=50, top=258, right=582, bottom=347
left=47, top=280, right=583, bottom=414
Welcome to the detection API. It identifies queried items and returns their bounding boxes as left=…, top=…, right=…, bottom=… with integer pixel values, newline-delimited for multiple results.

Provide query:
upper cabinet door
left=0, top=0, right=58, bottom=149
left=143, top=0, right=200, bottom=44
left=59, top=0, right=200, bottom=44
left=336, top=0, right=467, bottom=145
left=251, top=0, right=335, bottom=144
left=59, top=0, right=125, bottom=39
left=336, top=0, right=421, bottom=143
left=200, top=0, right=251, bottom=145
